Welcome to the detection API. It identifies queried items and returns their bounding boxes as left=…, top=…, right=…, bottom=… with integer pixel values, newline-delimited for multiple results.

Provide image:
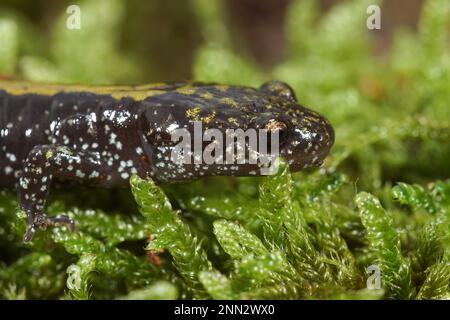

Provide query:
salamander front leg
left=19, top=144, right=104, bottom=242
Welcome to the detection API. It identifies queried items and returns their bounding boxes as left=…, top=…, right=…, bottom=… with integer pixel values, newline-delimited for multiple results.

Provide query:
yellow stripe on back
left=0, top=81, right=191, bottom=101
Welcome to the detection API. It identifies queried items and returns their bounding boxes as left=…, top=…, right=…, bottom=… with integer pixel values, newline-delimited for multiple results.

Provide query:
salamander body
left=0, top=80, right=334, bottom=241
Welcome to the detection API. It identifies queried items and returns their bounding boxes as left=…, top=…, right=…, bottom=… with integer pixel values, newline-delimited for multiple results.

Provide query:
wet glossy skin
left=0, top=80, right=334, bottom=241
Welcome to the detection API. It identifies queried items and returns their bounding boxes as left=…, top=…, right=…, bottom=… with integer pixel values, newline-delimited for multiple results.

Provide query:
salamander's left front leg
left=19, top=144, right=104, bottom=242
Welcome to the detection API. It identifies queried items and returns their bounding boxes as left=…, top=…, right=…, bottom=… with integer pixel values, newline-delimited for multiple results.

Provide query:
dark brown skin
left=0, top=80, right=334, bottom=242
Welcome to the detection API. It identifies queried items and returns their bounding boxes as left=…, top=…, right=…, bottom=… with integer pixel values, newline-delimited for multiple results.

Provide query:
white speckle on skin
left=6, top=153, right=17, bottom=162
left=89, top=171, right=100, bottom=178
left=109, top=133, right=117, bottom=145
left=4, top=166, right=13, bottom=175
left=76, top=170, right=85, bottom=178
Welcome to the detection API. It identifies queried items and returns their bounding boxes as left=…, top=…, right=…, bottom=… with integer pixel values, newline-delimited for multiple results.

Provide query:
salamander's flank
left=0, top=80, right=334, bottom=242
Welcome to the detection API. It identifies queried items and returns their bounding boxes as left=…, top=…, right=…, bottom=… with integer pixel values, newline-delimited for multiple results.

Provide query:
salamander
left=0, top=80, right=334, bottom=242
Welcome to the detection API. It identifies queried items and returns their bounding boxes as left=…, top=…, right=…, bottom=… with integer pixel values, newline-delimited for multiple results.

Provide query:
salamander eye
left=260, top=80, right=297, bottom=102
left=264, top=119, right=289, bottom=145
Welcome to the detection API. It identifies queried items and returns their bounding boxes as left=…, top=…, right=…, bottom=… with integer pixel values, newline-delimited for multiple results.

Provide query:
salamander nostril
left=326, top=120, right=335, bottom=147
left=316, top=120, right=335, bottom=151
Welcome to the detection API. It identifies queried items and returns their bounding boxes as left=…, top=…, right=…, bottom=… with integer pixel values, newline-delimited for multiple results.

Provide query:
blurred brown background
left=0, top=0, right=426, bottom=79
left=228, top=0, right=425, bottom=65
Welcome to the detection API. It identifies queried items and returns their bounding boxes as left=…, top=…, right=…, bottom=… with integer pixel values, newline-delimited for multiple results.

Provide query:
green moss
left=0, top=0, right=449, bottom=299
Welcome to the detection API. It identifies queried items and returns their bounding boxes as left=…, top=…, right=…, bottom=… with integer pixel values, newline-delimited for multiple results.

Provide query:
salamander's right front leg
left=19, top=144, right=104, bottom=242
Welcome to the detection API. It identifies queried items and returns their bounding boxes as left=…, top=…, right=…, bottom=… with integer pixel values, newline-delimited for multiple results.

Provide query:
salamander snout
left=280, top=109, right=335, bottom=172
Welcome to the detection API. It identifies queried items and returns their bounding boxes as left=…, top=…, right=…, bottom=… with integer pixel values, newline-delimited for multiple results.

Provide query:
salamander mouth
left=287, top=149, right=331, bottom=172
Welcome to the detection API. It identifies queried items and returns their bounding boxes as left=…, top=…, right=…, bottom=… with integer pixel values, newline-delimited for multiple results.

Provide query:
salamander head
left=139, top=81, right=334, bottom=181
left=255, top=81, right=335, bottom=172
